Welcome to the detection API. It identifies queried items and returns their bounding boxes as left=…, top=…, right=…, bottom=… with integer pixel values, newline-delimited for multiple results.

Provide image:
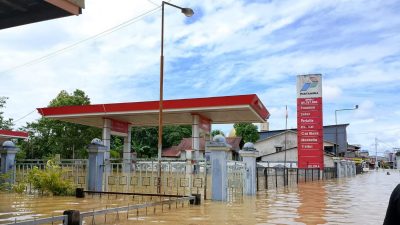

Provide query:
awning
left=0, top=130, right=28, bottom=143
left=0, top=0, right=84, bottom=30
left=37, top=94, right=270, bottom=128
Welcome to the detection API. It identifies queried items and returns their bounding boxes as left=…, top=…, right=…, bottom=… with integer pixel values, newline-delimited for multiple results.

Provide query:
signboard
left=199, top=115, right=211, bottom=133
left=110, top=119, right=129, bottom=135
left=297, top=74, right=324, bottom=168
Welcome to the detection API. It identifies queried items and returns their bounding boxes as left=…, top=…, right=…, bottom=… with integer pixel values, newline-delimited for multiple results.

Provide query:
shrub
left=0, top=172, right=12, bottom=191
left=26, top=159, right=74, bottom=196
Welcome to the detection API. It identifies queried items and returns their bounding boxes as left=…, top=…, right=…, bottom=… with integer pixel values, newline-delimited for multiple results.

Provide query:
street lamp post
left=334, top=105, right=358, bottom=156
left=158, top=2, right=194, bottom=160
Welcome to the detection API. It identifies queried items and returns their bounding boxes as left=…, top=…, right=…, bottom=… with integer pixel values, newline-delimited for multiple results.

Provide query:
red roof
left=37, top=94, right=269, bottom=128
left=0, top=130, right=28, bottom=142
left=162, top=146, right=181, bottom=157
left=162, top=137, right=242, bottom=157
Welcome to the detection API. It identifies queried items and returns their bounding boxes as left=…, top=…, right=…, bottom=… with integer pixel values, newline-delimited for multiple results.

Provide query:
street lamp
left=158, top=1, right=194, bottom=160
left=334, top=105, right=358, bottom=156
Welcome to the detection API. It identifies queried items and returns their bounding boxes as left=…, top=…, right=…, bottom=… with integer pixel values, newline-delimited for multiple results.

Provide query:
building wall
left=255, top=132, right=297, bottom=156
left=259, top=148, right=335, bottom=167
left=256, top=131, right=335, bottom=168
left=323, top=125, right=348, bottom=155
left=259, top=124, right=349, bottom=155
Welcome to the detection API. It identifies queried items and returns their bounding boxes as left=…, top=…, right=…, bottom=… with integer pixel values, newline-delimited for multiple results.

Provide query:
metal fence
left=14, top=159, right=88, bottom=190
left=4, top=193, right=195, bottom=225
left=79, top=193, right=195, bottom=225
left=13, top=158, right=211, bottom=199
left=256, top=167, right=337, bottom=190
left=227, top=160, right=246, bottom=199
left=4, top=215, right=67, bottom=225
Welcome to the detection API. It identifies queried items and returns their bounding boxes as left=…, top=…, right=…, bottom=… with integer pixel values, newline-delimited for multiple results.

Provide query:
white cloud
left=0, top=0, right=399, bottom=153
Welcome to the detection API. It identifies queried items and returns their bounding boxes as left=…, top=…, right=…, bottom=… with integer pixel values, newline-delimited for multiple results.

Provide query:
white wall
left=255, top=131, right=297, bottom=156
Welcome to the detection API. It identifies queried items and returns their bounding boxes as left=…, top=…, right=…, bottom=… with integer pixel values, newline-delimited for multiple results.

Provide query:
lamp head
left=355, top=105, right=359, bottom=109
left=181, top=8, right=194, bottom=17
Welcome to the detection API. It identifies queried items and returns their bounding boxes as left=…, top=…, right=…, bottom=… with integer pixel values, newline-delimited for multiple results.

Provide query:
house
left=162, top=137, right=242, bottom=160
left=259, top=124, right=350, bottom=156
left=345, top=144, right=361, bottom=158
left=255, top=130, right=335, bottom=168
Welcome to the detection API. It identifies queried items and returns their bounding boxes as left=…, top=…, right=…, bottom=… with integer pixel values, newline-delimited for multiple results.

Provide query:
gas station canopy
left=0, top=130, right=28, bottom=143
left=0, top=0, right=84, bottom=30
left=37, top=94, right=270, bottom=128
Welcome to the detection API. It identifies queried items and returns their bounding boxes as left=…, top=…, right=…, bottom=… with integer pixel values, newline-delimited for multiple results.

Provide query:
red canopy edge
left=37, top=94, right=270, bottom=120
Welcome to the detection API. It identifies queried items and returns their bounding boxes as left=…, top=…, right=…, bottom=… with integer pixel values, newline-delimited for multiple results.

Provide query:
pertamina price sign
left=297, top=74, right=323, bottom=168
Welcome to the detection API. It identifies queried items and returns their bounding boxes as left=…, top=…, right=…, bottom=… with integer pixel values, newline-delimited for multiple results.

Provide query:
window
left=276, top=147, right=283, bottom=152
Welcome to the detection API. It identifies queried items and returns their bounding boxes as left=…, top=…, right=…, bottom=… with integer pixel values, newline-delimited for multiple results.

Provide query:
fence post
left=256, top=168, right=259, bottom=191
left=275, top=168, right=278, bottom=188
left=296, top=168, right=299, bottom=184
left=305, top=169, right=307, bottom=183
left=240, top=143, right=258, bottom=195
left=265, top=168, right=268, bottom=189
left=311, top=168, right=314, bottom=181
left=286, top=168, right=289, bottom=186
left=87, top=138, right=106, bottom=191
left=206, top=135, right=230, bottom=201
left=0, top=141, right=19, bottom=185
left=63, top=210, right=80, bottom=225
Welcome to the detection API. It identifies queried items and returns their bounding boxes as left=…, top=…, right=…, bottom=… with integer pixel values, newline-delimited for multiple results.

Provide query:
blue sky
left=0, top=0, right=399, bottom=155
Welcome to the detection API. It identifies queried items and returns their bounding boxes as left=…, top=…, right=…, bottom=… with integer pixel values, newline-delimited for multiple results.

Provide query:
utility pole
left=375, top=137, right=378, bottom=170
left=284, top=105, right=288, bottom=186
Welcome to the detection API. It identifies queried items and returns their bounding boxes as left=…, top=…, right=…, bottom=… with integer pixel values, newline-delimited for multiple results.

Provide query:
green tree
left=131, top=125, right=192, bottom=158
left=211, top=129, right=225, bottom=137
left=163, top=125, right=191, bottom=146
left=233, top=123, right=259, bottom=143
left=20, top=90, right=101, bottom=159
left=131, top=126, right=158, bottom=158
left=0, top=97, right=14, bottom=129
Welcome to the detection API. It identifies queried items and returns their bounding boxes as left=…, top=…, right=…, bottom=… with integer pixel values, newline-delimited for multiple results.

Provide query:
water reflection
left=0, top=170, right=398, bottom=224
left=296, top=182, right=326, bottom=225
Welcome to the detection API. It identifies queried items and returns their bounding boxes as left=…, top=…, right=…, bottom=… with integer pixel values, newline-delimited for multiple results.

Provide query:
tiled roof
left=162, top=137, right=242, bottom=157
left=162, top=146, right=181, bottom=157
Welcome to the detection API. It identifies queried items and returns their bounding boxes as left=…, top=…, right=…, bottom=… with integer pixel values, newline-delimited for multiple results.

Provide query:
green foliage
left=0, top=96, right=14, bottom=130
left=20, top=89, right=101, bottom=159
left=26, top=159, right=74, bottom=196
left=233, top=123, right=260, bottom=143
left=15, top=149, right=27, bottom=160
left=110, top=149, right=120, bottom=158
left=0, top=172, right=26, bottom=193
left=110, top=136, right=123, bottom=158
left=12, top=183, right=26, bottom=194
left=0, top=172, right=12, bottom=191
left=131, top=126, right=158, bottom=158
left=163, top=125, right=192, bottom=146
left=131, top=125, right=192, bottom=158
left=211, top=129, right=225, bottom=137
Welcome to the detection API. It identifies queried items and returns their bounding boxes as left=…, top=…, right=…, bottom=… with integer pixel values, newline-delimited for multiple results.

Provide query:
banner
left=199, top=115, right=211, bottom=133
left=110, top=119, right=129, bottom=135
left=297, top=74, right=324, bottom=168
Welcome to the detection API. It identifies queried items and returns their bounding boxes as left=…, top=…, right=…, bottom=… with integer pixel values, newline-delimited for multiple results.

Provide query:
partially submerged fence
left=13, top=159, right=212, bottom=199
left=227, top=160, right=245, bottom=199
left=256, top=167, right=337, bottom=190
left=14, top=159, right=88, bottom=189
left=5, top=191, right=196, bottom=225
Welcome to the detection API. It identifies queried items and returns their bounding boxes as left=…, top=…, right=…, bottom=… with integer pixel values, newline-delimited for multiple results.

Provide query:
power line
left=1, top=5, right=161, bottom=74
left=13, top=109, right=36, bottom=123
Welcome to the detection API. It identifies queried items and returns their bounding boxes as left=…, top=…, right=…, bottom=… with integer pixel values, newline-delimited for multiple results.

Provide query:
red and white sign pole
left=297, top=74, right=324, bottom=168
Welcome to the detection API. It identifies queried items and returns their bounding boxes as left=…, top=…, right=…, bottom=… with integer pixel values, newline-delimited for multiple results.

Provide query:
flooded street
left=1, top=170, right=399, bottom=224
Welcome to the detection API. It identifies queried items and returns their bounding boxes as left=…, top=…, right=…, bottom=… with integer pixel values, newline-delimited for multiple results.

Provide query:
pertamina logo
left=300, top=76, right=319, bottom=92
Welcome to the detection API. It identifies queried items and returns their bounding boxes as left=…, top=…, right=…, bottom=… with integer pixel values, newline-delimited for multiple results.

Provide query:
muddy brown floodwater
left=0, top=170, right=398, bottom=225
